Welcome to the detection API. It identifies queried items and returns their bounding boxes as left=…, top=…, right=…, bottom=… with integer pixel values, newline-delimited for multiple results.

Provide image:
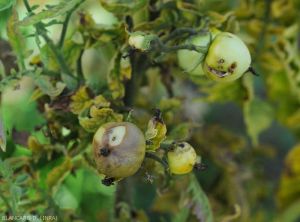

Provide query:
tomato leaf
left=19, top=0, right=84, bottom=26
left=243, top=98, right=273, bottom=146
left=189, top=174, right=213, bottom=222
left=33, top=76, right=66, bottom=98
left=46, top=158, right=73, bottom=192
left=0, top=0, right=15, bottom=11
left=0, top=116, right=6, bottom=152
left=7, top=8, right=26, bottom=70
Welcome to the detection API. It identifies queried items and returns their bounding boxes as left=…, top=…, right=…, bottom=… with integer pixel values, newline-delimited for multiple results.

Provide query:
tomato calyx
left=102, top=177, right=115, bottom=186
left=193, top=162, right=207, bottom=171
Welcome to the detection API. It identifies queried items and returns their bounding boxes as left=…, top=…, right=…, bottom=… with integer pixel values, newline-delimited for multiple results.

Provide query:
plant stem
left=124, top=52, right=148, bottom=106
left=255, top=0, right=271, bottom=57
left=58, top=0, right=83, bottom=48
left=145, top=152, right=169, bottom=170
left=162, top=27, right=200, bottom=43
left=23, top=0, right=77, bottom=82
left=76, top=49, right=84, bottom=83
left=160, top=43, right=207, bottom=53
left=0, top=193, right=13, bottom=215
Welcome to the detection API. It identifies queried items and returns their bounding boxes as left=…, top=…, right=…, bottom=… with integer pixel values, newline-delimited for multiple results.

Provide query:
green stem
left=0, top=192, right=13, bottom=214
left=76, top=49, right=84, bottom=83
left=255, top=0, right=271, bottom=57
left=58, top=0, right=83, bottom=48
left=124, top=52, right=148, bottom=106
left=162, top=27, right=199, bottom=43
left=23, top=0, right=77, bottom=82
left=160, top=43, right=207, bottom=53
left=145, top=152, right=169, bottom=170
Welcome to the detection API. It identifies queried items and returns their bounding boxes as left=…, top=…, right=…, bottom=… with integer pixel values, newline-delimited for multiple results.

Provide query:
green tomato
left=203, top=32, right=251, bottom=82
left=128, top=32, right=156, bottom=51
left=93, top=122, right=146, bottom=179
left=177, top=29, right=220, bottom=76
left=167, top=142, right=197, bottom=175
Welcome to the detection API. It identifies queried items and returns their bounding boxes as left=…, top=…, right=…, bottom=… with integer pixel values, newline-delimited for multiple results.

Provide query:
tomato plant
left=0, top=0, right=300, bottom=222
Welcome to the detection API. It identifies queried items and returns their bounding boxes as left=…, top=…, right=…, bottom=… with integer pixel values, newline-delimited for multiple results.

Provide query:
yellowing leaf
left=70, top=86, right=93, bottom=115
left=277, top=145, right=300, bottom=209
left=79, top=107, right=123, bottom=132
left=159, top=98, right=181, bottom=111
left=100, top=0, right=148, bottom=14
left=201, top=81, right=246, bottom=104
left=107, top=52, right=126, bottom=99
left=168, top=123, right=196, bottom=141
left=46, top=158, right=73, bottom=191
left=145, top=117, right=167, bottom=151
left=120, top=57, right=132, bottom=80
left=285, top=145, right=300, bottom=176
left=93, top=95, right=111, bottom=108
left=27, top=136, right=43, bottom=155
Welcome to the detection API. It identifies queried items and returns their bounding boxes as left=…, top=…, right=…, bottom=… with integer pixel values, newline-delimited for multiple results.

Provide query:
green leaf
left=172, top=207, right=190, bottom=222
left=63, top=40, right=83, bottom=70
left=0, top=0, right=14, bottom=11
left=0, top=116, right=6, bottom=152
left=243, top=98, right=273, bottom=146
left=168, top=123, right=196, bottom=141
left=188, top=174, right=213, bottom=222
left=277, top=200, right=300, bottom=222
left=19, top=0, right=84, bottom=26
left=6, top=8, right=25, bottom=70
left=33, top=76, right=66, bottom=98
left=53, top=184, right=79, bottom=210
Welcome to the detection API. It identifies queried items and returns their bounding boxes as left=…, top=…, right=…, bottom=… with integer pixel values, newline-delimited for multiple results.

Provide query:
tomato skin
left=177, top=34, right=210, bottom=76
left=93, top=122, right=146, bottom=179
left=167, top=142, right=197, bottom=175
left=203, top=32, right=251, bottom=82
left=128, top=32, right=156, bottom=51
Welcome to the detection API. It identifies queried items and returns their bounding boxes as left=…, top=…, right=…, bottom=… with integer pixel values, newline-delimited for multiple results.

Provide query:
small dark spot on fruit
left=218, top=58, right=225, bottom=64
left=112, top=136, right=116, bottom=141
left=178, top=143, right=185, bottom=148
left=99, top=147, right=110, bottom=157
left=231, top=62, right=237, bottom=69
left=102, top=177, right=115, bottom=186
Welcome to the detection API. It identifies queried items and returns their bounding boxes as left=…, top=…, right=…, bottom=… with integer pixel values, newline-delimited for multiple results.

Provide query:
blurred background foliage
left=0, top=0, right=300, bottom=221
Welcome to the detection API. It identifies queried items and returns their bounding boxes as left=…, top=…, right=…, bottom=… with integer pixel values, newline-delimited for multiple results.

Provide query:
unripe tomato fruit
left=177, top=34, right=210, bottom=75
left=167, top=142, right=197, bottom=175
left=93, top=122, right=146, bottom=179
left=177, top=29, right=220, bottom=76
left=203, top=32, right=251, bottom=82
left=128, top=32, right=156, bottom=51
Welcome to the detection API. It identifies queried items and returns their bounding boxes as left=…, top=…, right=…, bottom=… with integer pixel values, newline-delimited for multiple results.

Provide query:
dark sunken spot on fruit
left=99, top=147, right=110, bottom=157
